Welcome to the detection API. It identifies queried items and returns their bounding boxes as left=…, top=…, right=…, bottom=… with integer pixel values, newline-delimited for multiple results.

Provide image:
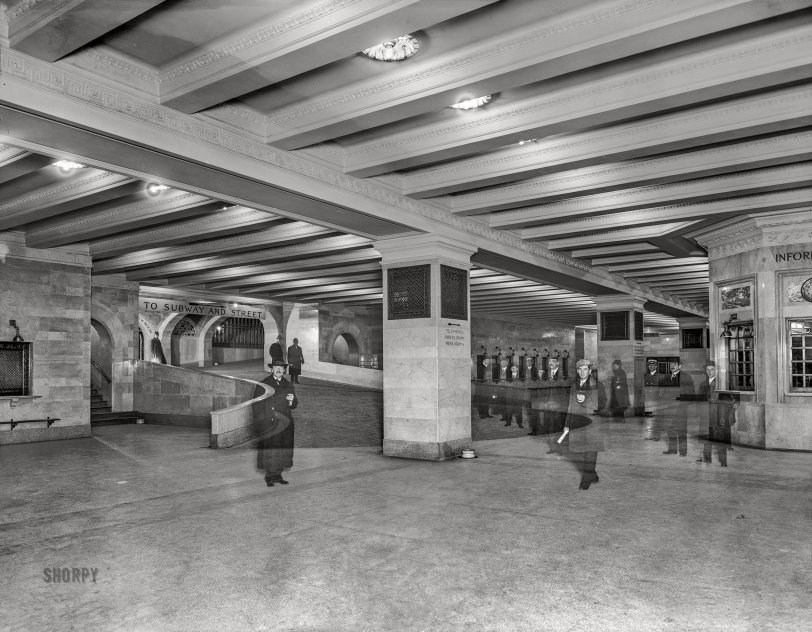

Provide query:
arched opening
left=332, top=333, right=360, bottom=366
left=90, top=319, right=114, bottom=406
left=171, top=316, right=200, bottom=367
left=212, top=317, right=265, bottom=366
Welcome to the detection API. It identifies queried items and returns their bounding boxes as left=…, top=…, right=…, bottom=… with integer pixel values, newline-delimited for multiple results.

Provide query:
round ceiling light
left=449, top=95, right=492, bottom=110
left=362, top=35, right=419, bottom=61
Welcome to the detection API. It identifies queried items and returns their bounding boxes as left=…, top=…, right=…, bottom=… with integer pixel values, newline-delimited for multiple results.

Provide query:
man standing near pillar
left=662, top=361, right=693, bottom=456
left=609, top=359, right=630, bottom=422
left=287, top=337, right=304, bottom=384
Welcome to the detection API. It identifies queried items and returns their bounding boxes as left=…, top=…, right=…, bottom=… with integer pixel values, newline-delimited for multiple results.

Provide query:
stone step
left=90, top=411, right=140, bottom=426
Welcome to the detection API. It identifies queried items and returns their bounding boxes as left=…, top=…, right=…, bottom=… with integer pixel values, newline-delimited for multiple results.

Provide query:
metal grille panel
left=213, top=317, right=264, bottom=349
left=0, top=342, right=32, bottom=396
left=601, top=311, right=629, bottom=341
left=635, top=311, right=644, bottom=341
left=440, top=265, right=468, bottom=320
left=388, top=265, right=431, bottom=320
left=172, top=318, right=198, bottom=337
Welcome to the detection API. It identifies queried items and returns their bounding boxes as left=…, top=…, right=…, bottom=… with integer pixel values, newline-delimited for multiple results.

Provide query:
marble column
left=374, top=236, right=476, bottom=460
left=676, top=316, right=710, bottom=393
left=593, top=296, right=647, bottom=416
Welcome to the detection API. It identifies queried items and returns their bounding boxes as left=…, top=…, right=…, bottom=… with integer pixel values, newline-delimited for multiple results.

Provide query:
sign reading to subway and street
left=140, top=298, right=266, bottom=320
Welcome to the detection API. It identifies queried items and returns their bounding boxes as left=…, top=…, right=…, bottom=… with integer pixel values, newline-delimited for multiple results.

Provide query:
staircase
left=91, top=387, right=140, bottom=426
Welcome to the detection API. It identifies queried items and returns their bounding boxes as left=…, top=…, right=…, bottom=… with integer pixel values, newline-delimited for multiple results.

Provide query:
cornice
left=92, top=274, right=140, bottom=292
left=71, top=47, right=160, bottom=99
left=404, top=85, right=812, bottom=190
left=91, top=221, right=331, bottom=262
left=694, top=210, right=812, bottom=259
left=0, top=171, right=127, bottom=213
left=27, top=192, right=211, bottom=241
left=0, top=47, right=701, bottom=316
left=2, top=0, right=44, bottom=23
left=159, top=0, right=363, bottom=83
left=345, top=26, right=811, bottom=160
left=0, top=238, right=91, bottom=267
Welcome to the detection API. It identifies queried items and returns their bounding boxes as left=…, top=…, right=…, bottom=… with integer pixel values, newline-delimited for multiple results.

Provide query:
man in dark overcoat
left=608, top=359, right=630, bottom=421
left=269, top=335, right=284, bottom=363
left=286, top=337, right=305, bottom=383
left=253, top=359, right=298, bottom=487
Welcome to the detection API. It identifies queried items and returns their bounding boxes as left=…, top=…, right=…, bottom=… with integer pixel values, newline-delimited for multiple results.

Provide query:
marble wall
left=0, top=234, right=92, bottom=444
left=696, top=212, right=812, bottom=451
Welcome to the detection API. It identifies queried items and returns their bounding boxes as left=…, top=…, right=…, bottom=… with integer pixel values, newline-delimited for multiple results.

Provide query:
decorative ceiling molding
left=159, top=0, right=364, bottom=83
left=402, top=85, right=812, bottom=195
left=462, top=133, right=812, bottom=218
left=264, top=0, right=749, bottom=133
left=343, top=24, right=811, bottom=167
left=0, top=46, right=704, bottom=315
left=695, top=210, right=812, bottom=260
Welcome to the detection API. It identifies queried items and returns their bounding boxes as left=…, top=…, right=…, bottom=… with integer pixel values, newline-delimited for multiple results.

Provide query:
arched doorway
left=332, top=333, right=360, bottom=366
left=90, top=319, right=114, bottom=405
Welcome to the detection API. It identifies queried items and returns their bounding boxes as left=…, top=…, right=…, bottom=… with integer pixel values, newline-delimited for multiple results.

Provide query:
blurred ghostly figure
left=608, top=359, right=629, bottom=421
left=503, top=365, right=525, bottom=428
left=253, top=360, right=298, bottom=487
left=556, top=358, right=607, bottom=490
left=697, top=361, right=734, bottom=466
left=661, top=361, right=693, bottom=457
left=150, top=332, right=167, bottom=364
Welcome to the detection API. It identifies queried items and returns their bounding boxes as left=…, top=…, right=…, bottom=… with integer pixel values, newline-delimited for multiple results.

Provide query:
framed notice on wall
left=681, top=328, right=704, bottom=349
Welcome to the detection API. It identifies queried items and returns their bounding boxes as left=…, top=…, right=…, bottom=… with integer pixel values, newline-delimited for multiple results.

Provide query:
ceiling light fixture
left=146, top=183, right=170, bottom=195
left=52, top=160, right=85, bottom=172
left=362, top=35, right=419, bottom=61
left=449, top=95, right=491, bottom=110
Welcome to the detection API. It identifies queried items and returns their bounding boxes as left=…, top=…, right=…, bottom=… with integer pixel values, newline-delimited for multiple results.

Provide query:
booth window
left=789, top=320, right=812, bottom=392
left=724, top=319, right=754, bottom=391
left=213, top=318, right=263, bottom=349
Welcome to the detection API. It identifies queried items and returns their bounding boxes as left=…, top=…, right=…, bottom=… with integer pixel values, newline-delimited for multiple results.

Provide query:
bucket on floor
left=461, top=449, right=476, bottom=459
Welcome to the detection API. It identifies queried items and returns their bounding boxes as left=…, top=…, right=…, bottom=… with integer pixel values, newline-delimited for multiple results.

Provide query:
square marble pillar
left=375, top=236, right=476, bottom=460
left=677, top=316, right=710, bottom=392
left=593, top=296, right=648, bottom=416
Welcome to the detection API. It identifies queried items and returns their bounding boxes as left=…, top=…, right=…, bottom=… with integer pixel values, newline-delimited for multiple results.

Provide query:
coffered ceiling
left=1, top=0, right=810, bottom=328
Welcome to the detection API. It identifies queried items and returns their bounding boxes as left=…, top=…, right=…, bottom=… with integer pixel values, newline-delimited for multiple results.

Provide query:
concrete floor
left=1, top=365, right=810, bottom=631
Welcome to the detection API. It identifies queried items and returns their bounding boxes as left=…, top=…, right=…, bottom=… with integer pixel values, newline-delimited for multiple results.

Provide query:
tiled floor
left=1, top=363, right=810, bottom=631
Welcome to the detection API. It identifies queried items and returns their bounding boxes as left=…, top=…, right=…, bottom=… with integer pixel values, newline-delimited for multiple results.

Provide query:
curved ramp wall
left=120, top=360, right=258, bottom=428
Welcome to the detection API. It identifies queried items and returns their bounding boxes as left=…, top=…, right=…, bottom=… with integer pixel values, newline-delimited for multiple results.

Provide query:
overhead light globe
left=449, top=95, right=492, bottom=110
left=146, top=183, right=170, bottom=195
left=362, top=35, right=419, bottom=61
left=52, top=160, right=85, bottom=172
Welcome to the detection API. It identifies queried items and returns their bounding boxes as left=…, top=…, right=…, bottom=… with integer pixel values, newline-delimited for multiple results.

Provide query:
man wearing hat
left=608, top=359, right=629, bottom=422
left=644, top=359, right=661, bottom=438
left=556, top=358, right=607, bottom=489
left=269, top=335, right=284, bottom=363
left=253, top=359, right=298, bottom=487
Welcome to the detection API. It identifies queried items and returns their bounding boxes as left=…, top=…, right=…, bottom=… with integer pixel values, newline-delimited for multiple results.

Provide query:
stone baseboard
left=0, top=423, right=91, bottom=445
left=383, top=437, right=470, bottom=461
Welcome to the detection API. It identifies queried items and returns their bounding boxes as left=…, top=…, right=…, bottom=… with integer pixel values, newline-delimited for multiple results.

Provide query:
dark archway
left=90, top=319, right=114, bottom=405
left=332, top=333, right=360, bottom=366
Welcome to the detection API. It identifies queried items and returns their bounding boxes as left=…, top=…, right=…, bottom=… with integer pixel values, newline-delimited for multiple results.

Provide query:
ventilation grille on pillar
left=0, top=342, right=32, bottom=396
left=440, top=265, right=468, bottom=320
left=601, top=311, right=629, bottom=341
left=388, top=265, right=431, bottom=319
left=635, top=311, right=644, bottom=341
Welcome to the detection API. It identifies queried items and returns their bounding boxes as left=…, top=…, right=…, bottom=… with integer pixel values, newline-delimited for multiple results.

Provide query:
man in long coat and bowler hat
left=253, top=359, right=298, bottom=487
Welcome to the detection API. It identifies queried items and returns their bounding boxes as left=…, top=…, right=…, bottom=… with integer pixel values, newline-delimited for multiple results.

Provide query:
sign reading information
left=140, top=299, right=265, bottom=320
